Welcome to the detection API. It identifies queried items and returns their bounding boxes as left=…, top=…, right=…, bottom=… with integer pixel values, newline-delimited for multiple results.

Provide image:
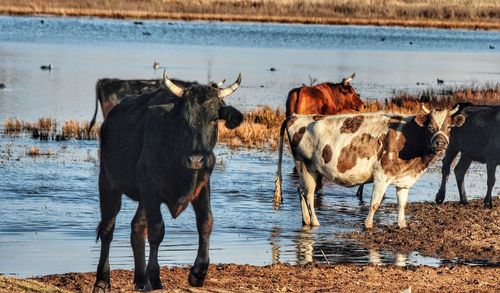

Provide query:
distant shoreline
left=1, top=1, right=499, bottom=31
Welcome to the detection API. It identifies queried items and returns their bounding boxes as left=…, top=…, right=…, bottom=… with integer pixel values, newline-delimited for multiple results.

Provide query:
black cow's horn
left=449, top=104, right=460, bottom=115
left=421, top=104, right=431, bottom=114
left=218, top=73, right=242, bottom=98
left=163, top=70, right=184, bottom=97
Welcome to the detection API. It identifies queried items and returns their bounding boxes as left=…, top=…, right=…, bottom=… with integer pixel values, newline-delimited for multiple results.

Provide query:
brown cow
left=285, top=73, right=364, bottom=117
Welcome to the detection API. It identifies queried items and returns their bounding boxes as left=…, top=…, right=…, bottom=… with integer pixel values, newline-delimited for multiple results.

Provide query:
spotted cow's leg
left=130, top=203, right=147, bottom=290
left=301, top=165, right=320, bottom=227
left=436, top=147, right=459, bottom=204
left=395, top=187, right=409, bottom=228
left=364, top=175, right=389, bottom=229
left=484, top=159, right=497, bottom=208
left=454, top=155, right=472, bottom=205
left=94, top=171, right=122, bottom=293
left=188, top=181, right=213, bottom=287
left=295, top=161, right=311, bottom=225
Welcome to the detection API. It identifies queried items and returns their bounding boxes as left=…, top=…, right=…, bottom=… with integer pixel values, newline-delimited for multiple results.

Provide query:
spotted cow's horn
left=163, top=70, right=184, bottom=97
left=342, top=72, right=356, bottom=85
left=421, top=104, right=431, bottom=114
left=449, top=104, right=460, bottom=115
left=218, top=73, right=242, bottom=99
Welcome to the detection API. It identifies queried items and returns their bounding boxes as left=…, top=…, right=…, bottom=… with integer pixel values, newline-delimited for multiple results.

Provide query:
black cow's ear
left=219, top=106, right=243, bottom=129
left=452, top=114, right=465, bottom=127
left=413, top=114, right=427, bottom=127
left=148, top=103, right=175, bottom=116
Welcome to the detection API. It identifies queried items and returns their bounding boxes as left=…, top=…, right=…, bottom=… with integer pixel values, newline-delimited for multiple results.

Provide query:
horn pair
left=163, top=70, right=242, bottom=98
left=421, top=104, right=460, bottom=115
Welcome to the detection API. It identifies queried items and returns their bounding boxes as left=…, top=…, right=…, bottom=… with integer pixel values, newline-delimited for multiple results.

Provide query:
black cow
left=93, top=70, right=243, bottom=292
left=435, top=102, right=499, bottom=208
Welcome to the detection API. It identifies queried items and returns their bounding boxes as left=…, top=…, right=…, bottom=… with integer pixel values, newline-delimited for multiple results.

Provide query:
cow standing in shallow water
left=435, top=103, right=500, bottom=208
left=274, top=105, right=465, bottom=228
left=93, top=71, right=243, bottom=292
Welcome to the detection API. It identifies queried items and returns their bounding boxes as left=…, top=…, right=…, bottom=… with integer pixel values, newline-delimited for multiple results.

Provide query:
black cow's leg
left=143, top=199, right=165, bottom=291
left=189, top=182, right=213, bottom=287
left=356, top=184, right=364, bottom=199
left=436, top=147, right=459, bottom=204
left=454, top=155, right=472, bottom=205
left=131, top=203, right=147, bottom=290
left=484, top=159, right=497, bottom=208
left=94, top=172, right=122, bottom=293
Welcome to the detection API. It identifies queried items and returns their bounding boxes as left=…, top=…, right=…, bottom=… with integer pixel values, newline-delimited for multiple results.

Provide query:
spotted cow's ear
left=451, top=114, right=465, bottom=127
left=413, top=114, right=427, bottom=127
left=219, top=106, right=243, bottom=129
left=148, top=103, right=175, bottom=117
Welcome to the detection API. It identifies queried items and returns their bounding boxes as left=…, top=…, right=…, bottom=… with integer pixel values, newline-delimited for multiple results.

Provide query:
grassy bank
left=1, top=0, right=499, bottom=30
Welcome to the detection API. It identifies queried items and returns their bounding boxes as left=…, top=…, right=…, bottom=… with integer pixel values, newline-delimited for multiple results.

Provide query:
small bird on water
left=40, top=64, right=53, bottom=71
left=153, top=62, right=160, bottom=70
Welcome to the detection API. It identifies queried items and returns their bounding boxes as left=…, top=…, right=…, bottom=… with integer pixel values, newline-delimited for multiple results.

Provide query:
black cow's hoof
left=484, top=201, right=493, bottom=209
left=435, top=191, right=445, bottom=204
left=92, top=281, right=110, bottom=293
left=459, top=200, right=469, bottom=205
left=188, top=265, right=208, bottom=287
left=133, top=283, right=145, bottom=291
left=143, top=281, right=163, bottom=292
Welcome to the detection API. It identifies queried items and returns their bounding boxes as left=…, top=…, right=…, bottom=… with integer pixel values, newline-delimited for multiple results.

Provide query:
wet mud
left=31, top=263, right=499, bottom=292
left=346, top=198, right=500, bottom=264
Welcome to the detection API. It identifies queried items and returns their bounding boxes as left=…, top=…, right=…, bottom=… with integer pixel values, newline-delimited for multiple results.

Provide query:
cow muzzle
left=185, top=153, right=215, bottom=170
left=430, top=132, right=449, bottom=153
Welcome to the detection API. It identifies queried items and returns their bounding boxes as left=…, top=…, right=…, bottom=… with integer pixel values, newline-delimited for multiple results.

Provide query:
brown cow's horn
left=163, top=70, right=184, bottom=97
left=421, top=104, right=431, bottom=114
left=342, top=72, right=356, bottom=85
left=218, top=73, right=242, bottom=98
left=449, top=105, right=460, bottom=115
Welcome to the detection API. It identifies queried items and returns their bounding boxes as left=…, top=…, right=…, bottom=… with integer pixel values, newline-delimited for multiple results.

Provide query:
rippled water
left=0, top=15, right=499, bottom=277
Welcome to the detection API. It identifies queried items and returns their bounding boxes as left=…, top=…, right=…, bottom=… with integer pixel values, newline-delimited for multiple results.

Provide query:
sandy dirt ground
left=347, top=198, right=500, bottom=264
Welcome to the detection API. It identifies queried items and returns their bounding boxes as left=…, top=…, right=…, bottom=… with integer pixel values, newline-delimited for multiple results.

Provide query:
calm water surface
left=0, top=16, right=499, bottom=277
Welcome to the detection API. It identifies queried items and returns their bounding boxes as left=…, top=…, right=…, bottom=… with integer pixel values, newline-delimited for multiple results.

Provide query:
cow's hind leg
left=395, top=187, right=409, bottom=228
left=301, top=166, right=320, bottom=227
left=484, top=159, right=497, bottom=208
left=131, top=203, right=147, bottom=290
left=454, top=155, right=472, bottom=205
left=188, top=182, right=213, bottom=287
left=364, top=176, right=389, bottom=229
left=143, top=199, right=165, bottom=291
left=295, top=161, right=311, bottom=225
left=436, top=147, right=459, bottom=204
left=94, top=172, right=122, bottom=293
left=356, top=184, right=364, bottom=199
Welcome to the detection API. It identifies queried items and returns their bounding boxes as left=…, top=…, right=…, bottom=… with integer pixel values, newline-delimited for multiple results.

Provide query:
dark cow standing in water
left=93, top=71, right=243, bottom=292
left=274, top=105, right=465, bottom=228
left=435, top=103, right=500, bottom=208
left=285, top=73, right=364, bottom=117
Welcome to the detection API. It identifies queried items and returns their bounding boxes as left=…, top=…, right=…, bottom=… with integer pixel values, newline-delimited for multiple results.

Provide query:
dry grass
left=1, top=0, right=499, bottom=30
left=2, top=117, right=100, bottom=140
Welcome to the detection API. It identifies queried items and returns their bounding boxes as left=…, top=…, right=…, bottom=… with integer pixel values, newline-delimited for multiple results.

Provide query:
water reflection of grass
left=2, top=0, right=499, bottom=30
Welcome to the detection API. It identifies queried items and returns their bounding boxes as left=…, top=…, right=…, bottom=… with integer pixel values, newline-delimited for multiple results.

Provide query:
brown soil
left=1, top=0, right=499, bottom=30
left=347, top=198, right=500, bottom=264
left=26, top=263, right=499, bottom=293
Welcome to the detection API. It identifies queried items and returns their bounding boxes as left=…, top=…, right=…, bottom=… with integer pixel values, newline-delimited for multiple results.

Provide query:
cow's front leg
left=143, top=200, right=165, bottom=291
left=435, top=147, right=458, bottom=204
left=364, top=177, right=389, bottom=229
left=395, top=187, right=409, bottom=228
left=484, top=159, right=497, bottom=208
left=454, top=155, right=472, bottom=204
left=189, top=182, right=213, bottom=287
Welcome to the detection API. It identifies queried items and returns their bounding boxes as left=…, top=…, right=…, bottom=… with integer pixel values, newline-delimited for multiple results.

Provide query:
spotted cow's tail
left=273, top=119, right=287, bottom=211
left=88, top=79, right=102, bottom=136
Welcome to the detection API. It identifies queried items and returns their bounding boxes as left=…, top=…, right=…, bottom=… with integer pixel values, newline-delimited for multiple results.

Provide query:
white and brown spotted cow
left=273, top=105, right=465, bottom=228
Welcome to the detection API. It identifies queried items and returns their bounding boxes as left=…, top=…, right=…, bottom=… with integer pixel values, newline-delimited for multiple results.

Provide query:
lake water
left=0, top=15, right=499, bottom=277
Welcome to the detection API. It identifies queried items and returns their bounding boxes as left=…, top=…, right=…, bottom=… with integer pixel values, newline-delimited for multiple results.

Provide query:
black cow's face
left=161, top=71, right=243, bottom=170
left=413, top=105, right=465, bottom=153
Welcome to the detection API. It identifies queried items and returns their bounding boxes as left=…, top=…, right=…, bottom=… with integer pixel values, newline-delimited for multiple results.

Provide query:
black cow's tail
left=273, top=119, right=287, bottom=211
left=88, top=79, right=101, bottom=136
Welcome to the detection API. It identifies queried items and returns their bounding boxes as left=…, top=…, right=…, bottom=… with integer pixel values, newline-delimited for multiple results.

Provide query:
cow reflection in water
left=93, top=70, right=243, bottom=292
